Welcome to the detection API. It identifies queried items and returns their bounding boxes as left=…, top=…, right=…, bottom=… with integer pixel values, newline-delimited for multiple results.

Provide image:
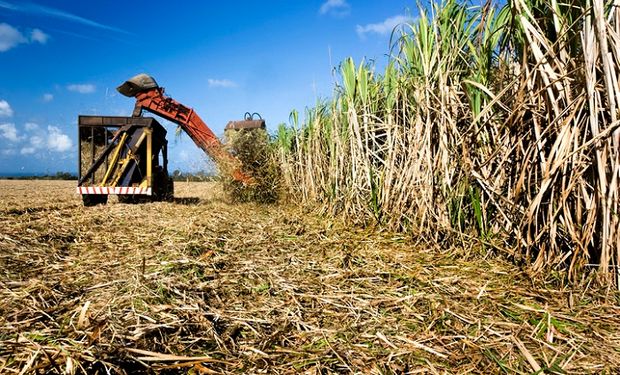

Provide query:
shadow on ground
left=172, top=197, right=200, bottom=205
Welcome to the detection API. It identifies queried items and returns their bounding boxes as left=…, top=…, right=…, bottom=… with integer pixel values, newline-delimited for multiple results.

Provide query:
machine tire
left=153, top=167, right=174, bottom=201
left=82, top=194, right=108, bottom=206
left=163, top=178, right=174, bottom=201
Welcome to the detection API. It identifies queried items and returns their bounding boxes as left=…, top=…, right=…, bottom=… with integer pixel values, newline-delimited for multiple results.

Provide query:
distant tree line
left=2, top=170, right=217, bottom=182
left=170, top=170, right=217, bottom=182
left=2, top=172, right=78, bottom=180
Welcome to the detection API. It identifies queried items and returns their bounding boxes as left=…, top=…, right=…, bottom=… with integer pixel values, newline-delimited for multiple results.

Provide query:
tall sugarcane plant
left=275, top=0, right=620, bottom=286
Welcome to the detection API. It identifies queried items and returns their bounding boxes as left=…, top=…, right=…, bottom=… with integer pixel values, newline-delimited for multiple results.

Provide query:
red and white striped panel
left=77, top=186, right=152, bottom=195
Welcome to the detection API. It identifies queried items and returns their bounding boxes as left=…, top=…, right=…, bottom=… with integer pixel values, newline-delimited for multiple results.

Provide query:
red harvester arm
left=118, top=75, right=251, bottom=184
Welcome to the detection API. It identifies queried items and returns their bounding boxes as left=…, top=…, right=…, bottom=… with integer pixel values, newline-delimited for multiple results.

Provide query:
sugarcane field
left=1, top=0, right=620, bottom=374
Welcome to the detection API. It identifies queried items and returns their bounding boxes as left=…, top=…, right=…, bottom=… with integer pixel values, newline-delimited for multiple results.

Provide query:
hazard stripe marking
left=76, top=186, right=152, bottom=195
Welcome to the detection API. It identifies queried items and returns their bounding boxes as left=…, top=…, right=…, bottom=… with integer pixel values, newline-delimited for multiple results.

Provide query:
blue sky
left=0, top=0, right=414, bottom=174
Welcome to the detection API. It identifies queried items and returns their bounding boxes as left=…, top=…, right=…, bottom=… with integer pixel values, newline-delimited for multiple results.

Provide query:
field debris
left=1, top=180, right=619, bottom=374
left=222, top=128, right=280, bottom=203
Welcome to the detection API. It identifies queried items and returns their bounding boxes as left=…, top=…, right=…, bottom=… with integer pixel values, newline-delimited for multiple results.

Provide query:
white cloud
left=0, top=22, right=49, bottom=52
left=208, top=78, right=238, bottom=88
left=0, top=0, right=129, bottom=34
left=356, top=15, right=412, bottom=38
left=42, top=93, right=53, bottom=102
left=0, top=123, right=21, bottom=142
left=46, top=125, right=72, bottom=152
left=0, top=100, right=13, bottom=117
left=0, top=121, right=73, bottom=157
left=20, top=146, right=35, bottom=155
left=320, top=0, right=350, bottom=16
left=30, top=28, right=49, bottom=44
left=25, top=122, right=39, bottom=131
left=67, top=83, right=96, bottom=94
left=28, top=134, right=44, bottom=149
left=0, top=23, right=26, bottom=52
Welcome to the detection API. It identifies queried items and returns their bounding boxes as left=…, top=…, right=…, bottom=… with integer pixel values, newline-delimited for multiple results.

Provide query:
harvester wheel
left=82, top=194, right=108, bottom=206
left=152, top=167, right=174, bottom=201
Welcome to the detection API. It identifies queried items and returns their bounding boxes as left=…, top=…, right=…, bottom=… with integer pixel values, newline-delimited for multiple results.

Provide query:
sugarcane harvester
left=77, top=74, right=265, bottom=206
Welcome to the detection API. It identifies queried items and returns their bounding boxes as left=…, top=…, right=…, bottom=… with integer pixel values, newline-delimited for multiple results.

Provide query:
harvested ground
left=0, top=180, right=619, bottom=374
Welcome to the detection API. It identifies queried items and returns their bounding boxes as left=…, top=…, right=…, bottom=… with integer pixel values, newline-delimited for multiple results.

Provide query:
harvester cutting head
left=117, top=73, right=159, bottom=97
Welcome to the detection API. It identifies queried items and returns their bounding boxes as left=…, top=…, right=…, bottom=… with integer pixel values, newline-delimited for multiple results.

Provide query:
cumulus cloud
left=42, top=93, right=53, bottom=102
left=67, top=83, right=96, bottom=94
left=207, top=78, right=238, bottom=88
left=30, top=28, right=49, bottom=44
left=20, top=146, right=35, bottom=155
left=319, top=0, right=350, bottom=16
left=0, top=100, right=13, bottom=117
left=0, top=23, right=26, bottom=52
left=0, top=123, right=20, bottom=142
left=47, top=126, right=72, bottom=152
left=0, top=121, right=72, bottom=156
left=0, top=22, right=49, bottom=52
left=28, top=133, right=45, bottom=149
left=25, top=122, right=39, bottom=131
left=356, top=15, right=412, bottom=38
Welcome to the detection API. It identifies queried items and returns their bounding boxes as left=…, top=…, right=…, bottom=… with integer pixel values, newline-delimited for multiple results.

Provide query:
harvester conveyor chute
left=117, top=73, right=263, bottom=184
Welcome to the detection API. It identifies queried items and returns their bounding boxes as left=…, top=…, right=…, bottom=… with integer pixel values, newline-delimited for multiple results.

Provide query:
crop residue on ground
left=1, top=180, right=619, bottom=374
